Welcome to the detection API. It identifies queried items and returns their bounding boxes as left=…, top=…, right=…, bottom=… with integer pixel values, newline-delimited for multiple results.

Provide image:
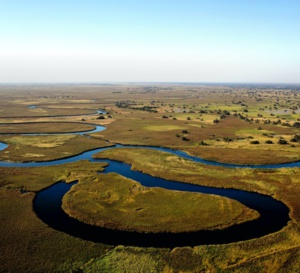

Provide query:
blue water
left=33, top=155, right=290, bottom=248
left=21, top=144, right=290, bottom=248
left=0, top=142, right=8, bottom=151
left=20, top=124, right=106, bottom=136
left=1, top=144, right=299, bottom=169
left=1, top=106, right=106, bottom=136
left=27, top=104, right=106, bottom=116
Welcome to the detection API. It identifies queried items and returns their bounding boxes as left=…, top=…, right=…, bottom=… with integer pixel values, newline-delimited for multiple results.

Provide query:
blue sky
left=0, top=0, right=299, bottom=83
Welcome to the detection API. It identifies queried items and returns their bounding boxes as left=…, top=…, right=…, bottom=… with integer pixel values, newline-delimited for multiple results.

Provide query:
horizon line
left=0, top=81, right=300, bottom=86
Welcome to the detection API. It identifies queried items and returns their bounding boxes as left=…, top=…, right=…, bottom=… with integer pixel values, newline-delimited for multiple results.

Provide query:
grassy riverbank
left=62, top=172, right=259, bottom=233
left=0, top=121, right=96, bottom=134
left=0, top=161, right=113, bottom=272
left=94, top=148, right=300, bottom=224
left=1, top=158, right=300, bottom=273
left=0, top=134, right=111, bottom=162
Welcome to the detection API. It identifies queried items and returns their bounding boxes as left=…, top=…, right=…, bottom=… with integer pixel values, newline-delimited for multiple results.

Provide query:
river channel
left=0, top=142, right=292, bottom=248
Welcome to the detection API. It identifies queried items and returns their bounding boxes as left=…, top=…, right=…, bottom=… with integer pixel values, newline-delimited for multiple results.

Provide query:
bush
left=290, top=135, right=300, bottom=142
left=293, top=122, right=300, bottom=128
left=199, top=140, right=208, bottom=146
left=250, top=140, right=260, bottom=144
left=278, top=139, right=288, bottom=145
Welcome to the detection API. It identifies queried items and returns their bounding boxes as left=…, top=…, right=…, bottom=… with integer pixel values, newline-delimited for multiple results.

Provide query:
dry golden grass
left=63, top=173, right=258, bottom=233
left=0, top=134, right=111, bottom=162
left=0, top=122, right=95, bottom=134
left=0, top=161, right=111, bottom=273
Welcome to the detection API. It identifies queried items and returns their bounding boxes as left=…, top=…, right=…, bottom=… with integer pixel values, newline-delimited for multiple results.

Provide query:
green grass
left=62, top=173, right=258, bottom=233
left=0, top=134, right=111, bottom=162
left=94, top=147, right=300, bottom=224
left=0, top=161, right=112, bottom=273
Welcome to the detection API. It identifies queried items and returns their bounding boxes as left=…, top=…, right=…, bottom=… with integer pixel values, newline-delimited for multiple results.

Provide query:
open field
left=0, top=84, right=300, bottom=272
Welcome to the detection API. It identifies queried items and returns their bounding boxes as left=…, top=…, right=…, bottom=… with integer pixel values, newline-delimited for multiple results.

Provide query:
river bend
left=0, top=143, right=292, bottom=247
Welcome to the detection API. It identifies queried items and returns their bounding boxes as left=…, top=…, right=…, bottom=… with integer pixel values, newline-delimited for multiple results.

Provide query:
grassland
left=0, top=134, right=111, bottom=162
left=0, top=121, right=96, bottom=134
left=0, top=161, right=113, bottom=273
left=0, top=84, right=300, bottom=272
left=62, top=172, right=259, bottom=233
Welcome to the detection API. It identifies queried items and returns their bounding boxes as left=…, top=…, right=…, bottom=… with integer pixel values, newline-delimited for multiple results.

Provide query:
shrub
left=278, top=139, right=288, bottom=145
left=290, top=135, right=300, bottom=142
left=199, top=140, right=208, bottom=146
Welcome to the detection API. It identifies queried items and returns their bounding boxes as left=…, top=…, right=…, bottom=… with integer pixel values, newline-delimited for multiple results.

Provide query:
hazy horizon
left=1, top=1, right=299, bottom=83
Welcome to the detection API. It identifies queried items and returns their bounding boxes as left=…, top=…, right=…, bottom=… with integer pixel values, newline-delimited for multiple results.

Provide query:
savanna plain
left=0, top=84, right=300, bottom=272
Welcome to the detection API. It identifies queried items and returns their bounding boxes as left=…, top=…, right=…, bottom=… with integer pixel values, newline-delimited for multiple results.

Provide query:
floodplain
left=0, top=83, right=300, bottom=272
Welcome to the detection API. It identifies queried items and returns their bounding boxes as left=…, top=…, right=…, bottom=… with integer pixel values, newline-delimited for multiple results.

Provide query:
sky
left=0, top=0, right=299, bottom=83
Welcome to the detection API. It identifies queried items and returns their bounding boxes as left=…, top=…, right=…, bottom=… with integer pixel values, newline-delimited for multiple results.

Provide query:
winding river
left=0, top=105, right=295, bottom=247
left=0, top=142, right=292, bottom=247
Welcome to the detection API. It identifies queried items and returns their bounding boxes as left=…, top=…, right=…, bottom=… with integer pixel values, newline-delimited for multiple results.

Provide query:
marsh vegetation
left=0, top=84, right=300, bottom=272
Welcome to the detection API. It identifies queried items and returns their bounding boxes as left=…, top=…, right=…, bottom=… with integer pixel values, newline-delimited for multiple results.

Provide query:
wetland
left=0, top=84, right=300, bottom=272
